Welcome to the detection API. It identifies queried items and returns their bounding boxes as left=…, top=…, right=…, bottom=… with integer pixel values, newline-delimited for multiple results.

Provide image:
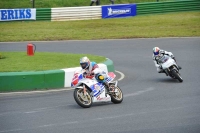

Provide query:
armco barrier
left=0, top=58, right=114, bottom=92
left=51, top=6, right=101, bottom=21
left=1, top=0, right=199, bottom=22
left=137, top=0, right=200, bottom=15
left=36, top=8, right=51, bottom=21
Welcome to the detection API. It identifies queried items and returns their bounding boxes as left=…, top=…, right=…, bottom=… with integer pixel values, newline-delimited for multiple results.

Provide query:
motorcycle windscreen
left=162, top=59, right=175, bottom=69
left=158, top=56, right=169, bottom=64
left=106, top=72, right=116, bottom=82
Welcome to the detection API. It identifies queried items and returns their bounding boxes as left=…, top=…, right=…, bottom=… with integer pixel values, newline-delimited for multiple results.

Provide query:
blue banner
left=0, top=9, right=36, bottom=21
left=102, top=4, right=137, bottom=19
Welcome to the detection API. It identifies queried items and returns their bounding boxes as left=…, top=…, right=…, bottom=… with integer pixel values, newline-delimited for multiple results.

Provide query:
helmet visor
left=154, top=51, right=159, bottom=56
left=80, top=63, right=88, bottom=69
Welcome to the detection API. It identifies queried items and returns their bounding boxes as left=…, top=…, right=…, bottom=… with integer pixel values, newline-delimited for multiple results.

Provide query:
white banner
left=0, top=9, right=36, bottom=21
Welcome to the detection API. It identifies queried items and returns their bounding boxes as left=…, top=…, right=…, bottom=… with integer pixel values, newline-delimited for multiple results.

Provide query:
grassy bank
left=0, top=0, right=169, bottom=8
left=0, top=52, right=106, bottom=72
left=0, top=11, right=199, bottom=42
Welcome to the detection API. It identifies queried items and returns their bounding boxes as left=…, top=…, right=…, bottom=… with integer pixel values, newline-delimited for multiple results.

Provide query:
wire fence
left=0, top=0, right=175, bottom=8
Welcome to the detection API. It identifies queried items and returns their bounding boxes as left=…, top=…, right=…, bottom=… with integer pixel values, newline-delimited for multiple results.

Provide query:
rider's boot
left=158, top=70, right=168, bottom=76
left=158, top=70, right=164, bottom=73
left=164, top=71, right=168, bottom=76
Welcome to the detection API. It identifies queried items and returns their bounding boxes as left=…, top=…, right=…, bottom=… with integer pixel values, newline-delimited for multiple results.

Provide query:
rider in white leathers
left=80, top=56, right=110, bottom=88
left=152, top=47, right=181, bottom=73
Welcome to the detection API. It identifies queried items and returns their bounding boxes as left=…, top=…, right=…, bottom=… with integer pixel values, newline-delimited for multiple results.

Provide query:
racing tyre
left=109, top=84, right=123, bottom=104
left=74, top=88, right=92, bottom=108
left=172, top=70, right=183, bottom=82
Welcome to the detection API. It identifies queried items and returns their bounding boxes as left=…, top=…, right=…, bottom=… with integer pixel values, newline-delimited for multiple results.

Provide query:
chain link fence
left=0, top=0, right=174, bottom=8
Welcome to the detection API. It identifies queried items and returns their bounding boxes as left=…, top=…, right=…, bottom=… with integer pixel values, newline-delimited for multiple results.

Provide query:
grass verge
left=0, top=52, right=106, bottom=72
left=0, top=11, right=199, bottom=42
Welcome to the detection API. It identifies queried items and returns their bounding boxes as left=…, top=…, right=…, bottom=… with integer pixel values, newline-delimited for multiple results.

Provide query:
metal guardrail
left=1, top=0, right=199, bottom=21
left=0, top=0, right=172, bottom=8
left=51, top=6, right=101, bottom=21
left=137, top=0, right=200, bottom=15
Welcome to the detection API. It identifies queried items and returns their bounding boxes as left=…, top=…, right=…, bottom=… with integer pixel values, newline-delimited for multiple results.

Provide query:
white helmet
left=153, top=47, right=160, bottom=56
left=80, top=56, right=90, bottom=69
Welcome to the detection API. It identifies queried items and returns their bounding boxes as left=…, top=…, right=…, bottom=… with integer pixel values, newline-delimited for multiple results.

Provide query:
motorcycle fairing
left=71, top=73, right=84, bottom=87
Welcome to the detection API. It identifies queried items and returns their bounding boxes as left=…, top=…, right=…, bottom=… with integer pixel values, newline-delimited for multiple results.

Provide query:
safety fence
left=0, top=0, right=172, bottom=8
left=34, top=0, right=200, bottom=21
left=51, top=6, right=101, bottom=21
left=36, top=8, right=51, bottom=20
left=137, top=0, right=200, bottom=15
left=0, top=0, right=200, bottom=21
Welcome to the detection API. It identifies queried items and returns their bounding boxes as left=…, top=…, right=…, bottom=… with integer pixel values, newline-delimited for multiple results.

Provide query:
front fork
left=105, top=81, right=118, bottom=94
left=83, top=84, right=87, bottom=96
left=167, top=66, right=179, bottom=78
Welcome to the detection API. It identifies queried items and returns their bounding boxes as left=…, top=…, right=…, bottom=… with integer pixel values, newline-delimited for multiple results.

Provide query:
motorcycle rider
left=152, top=47, right=182, bottom=74
left=80, top=56, right=111, bottom=91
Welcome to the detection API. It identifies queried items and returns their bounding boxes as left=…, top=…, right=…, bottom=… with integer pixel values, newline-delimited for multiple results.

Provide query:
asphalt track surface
left=0, top=38, right=200, bottom=133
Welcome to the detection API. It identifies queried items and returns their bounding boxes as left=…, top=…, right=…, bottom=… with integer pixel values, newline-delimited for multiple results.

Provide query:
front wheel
left=171, top=70, right=183, bottom=82
left=109, top=84, right=123, bottom=104
left=74, top=88, right=92, bottom=108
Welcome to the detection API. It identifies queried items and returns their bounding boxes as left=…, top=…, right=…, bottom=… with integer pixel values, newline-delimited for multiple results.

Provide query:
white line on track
left=0, top=104, right=74, bottom=116
left=124, top=87, right=155, bottom=97
left=0, top=87, right=152, bottom=117
left=0, top=105, right=196, bottom=133
left=0, top=88, right=72, bottom=96
left=23, top=105, right=70, bottom=114
left=0, top=70, right=125, bottom=96
left=115, top=70, right=125, bottom=81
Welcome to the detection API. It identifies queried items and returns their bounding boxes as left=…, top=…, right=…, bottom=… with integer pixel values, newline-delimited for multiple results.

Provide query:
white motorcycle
left=158, top=55, right=183, bottom=82
left=71, top=70, right=123, bottom=108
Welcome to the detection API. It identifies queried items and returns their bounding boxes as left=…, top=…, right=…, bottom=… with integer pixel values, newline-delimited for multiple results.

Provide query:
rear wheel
left=171, top=70, right=183, bottom=82
left=74, top=88, right=92, bottom=108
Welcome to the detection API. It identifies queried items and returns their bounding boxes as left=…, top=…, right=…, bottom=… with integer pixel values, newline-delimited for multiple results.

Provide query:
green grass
left=0, top=0, right=169, bottom=8
left=0, top=52, right=106, bottom=72
left=0, top=11, right=199, bottom=42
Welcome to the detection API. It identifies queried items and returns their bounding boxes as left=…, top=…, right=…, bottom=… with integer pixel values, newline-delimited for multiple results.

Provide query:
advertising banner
left=102, top=4, right=136, bottom=19
left=0, top=9, right=36, bottom=21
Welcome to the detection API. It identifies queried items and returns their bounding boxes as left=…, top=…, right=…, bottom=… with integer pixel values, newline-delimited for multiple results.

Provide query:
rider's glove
left=83, top=72, right=87, bottom=78
left=83, top=72, right=95, bottom=79
left=171, top=55, right=175, bottom=59
left=90, top=72, right=95, bottom=76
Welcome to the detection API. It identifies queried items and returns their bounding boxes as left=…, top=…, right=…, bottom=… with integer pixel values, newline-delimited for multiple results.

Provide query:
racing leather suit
left=152, top=50, right=174, bottom=73
left=82, top=62, right=108, bottom=82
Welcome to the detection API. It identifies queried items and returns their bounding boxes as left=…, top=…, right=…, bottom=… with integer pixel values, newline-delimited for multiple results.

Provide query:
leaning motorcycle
left=158, top=55, right=183, bottom=82
left=71, top=70, right=123, bottom=108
